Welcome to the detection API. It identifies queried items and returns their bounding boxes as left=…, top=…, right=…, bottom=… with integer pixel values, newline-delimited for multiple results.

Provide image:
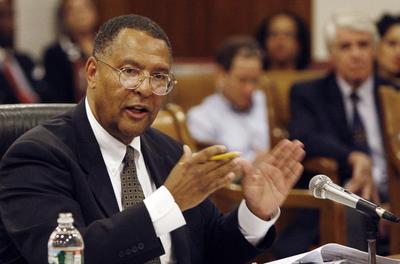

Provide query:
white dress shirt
left=187, top=90, right=270, bottom=161
left=337, top=76, right=388, bottom=196
left=85, top=99, right=279, bottom=263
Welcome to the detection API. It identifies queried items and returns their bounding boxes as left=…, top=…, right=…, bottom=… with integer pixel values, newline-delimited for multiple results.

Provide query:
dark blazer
left=0, top=52, right=41, bottom=104
left=43, top=43, right=81, bottom=103
left=0, top=101, right=275, bottom=264
left=289, top=72, right=392, bottom=185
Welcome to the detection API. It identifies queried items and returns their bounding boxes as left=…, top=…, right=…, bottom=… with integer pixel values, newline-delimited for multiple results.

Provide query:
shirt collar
left=85, top=98, right=142, bottom=170
left=336, top=75, right=374, bottom=100
left=221, top=90, right=258, bottom=114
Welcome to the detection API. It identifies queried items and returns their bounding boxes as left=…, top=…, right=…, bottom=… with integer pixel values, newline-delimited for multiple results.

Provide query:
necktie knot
left=123, top=145, right=135, bottom=163
left=350, top=92, right=360, bottom=103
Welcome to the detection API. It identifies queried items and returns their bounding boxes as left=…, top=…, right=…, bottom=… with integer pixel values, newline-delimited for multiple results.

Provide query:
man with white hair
left=286, top=12, right=397, bottom=254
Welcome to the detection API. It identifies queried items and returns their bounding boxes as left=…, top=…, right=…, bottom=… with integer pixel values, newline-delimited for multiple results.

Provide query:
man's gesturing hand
left=164, top=145, right=238, bottom=211
left=240, top=139, right=305, bottom=220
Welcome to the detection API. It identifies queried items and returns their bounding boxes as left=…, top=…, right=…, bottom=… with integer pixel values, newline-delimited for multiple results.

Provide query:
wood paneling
left=95, top=0, right=311, bottom=58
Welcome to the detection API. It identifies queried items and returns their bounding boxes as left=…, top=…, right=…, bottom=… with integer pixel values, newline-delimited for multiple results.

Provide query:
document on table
left=266, top=243, right=400, bottom=264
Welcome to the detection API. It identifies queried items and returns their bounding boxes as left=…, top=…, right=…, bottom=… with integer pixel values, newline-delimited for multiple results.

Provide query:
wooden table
left=389, top=254, right=400, bottom=259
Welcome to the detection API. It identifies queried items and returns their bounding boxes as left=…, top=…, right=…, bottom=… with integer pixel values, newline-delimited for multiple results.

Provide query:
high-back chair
left=152, top=103, right=198, bottom=150
left=379, top=85, right=400, bottom=254
left=0, top=104, right=75, bottom=159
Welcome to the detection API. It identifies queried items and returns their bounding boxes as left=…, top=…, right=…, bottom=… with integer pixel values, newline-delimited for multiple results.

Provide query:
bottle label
left=48, top=249, right=83, bottom=264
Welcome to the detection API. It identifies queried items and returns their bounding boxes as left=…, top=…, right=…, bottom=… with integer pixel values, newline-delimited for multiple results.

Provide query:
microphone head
left=309, top=174, right=332, bottom=199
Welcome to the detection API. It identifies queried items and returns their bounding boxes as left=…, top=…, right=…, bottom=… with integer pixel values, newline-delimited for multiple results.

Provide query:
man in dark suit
left=287, top=12, right=393, bottom=253
left=0, top=0, right=42, bottom=104
left=0, top=14, right=304, bottom=263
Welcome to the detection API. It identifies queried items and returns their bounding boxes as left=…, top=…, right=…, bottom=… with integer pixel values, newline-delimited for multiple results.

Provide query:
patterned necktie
left=120, top=146, right=161, bottom=264
left=350, top=92, right=370, bottom=154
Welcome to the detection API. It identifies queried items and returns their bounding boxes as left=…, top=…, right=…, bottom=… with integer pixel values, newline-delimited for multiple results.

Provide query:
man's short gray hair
left=324, top=12, right=378, bottom=52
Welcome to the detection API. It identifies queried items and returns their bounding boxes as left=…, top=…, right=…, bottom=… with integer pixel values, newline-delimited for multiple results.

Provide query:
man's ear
left=86, top=57, right=97, bottom=90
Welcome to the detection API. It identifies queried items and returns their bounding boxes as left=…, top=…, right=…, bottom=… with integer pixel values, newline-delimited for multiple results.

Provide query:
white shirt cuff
left=238, top=200, right=280, bottom=245
left=143, top=186, right=186, bottom=237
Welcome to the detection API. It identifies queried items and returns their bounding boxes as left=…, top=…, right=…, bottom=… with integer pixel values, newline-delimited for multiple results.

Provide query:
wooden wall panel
left=95, top=0, right=311, bottom=58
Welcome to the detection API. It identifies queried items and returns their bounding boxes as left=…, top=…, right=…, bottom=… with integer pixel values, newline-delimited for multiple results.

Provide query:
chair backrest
left=0, top=104, right=75, bottom=159
left=168, top=63, right=216, bottom=112
left=260, top=70, right=326, bottom=147
left=151, top=103, right=197, bottom=150
left=378, top=85, right=400, bottom=254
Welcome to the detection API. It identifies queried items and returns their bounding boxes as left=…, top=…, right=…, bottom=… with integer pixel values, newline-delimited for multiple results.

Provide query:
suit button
left=131, top=246, right=138, bottom=253
left=138, top=242, right=144, bottom=250
left=118, top=250, right=125, bottom=258
left=125, top=248, right=132, bottom=255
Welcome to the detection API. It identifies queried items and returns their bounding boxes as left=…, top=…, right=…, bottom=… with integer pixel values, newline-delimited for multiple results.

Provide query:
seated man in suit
left=288, top=12, right=395, bottom=253
left=187, top=36, right=269, bottom=161
left=0, top=14, right=304, bottom=263
left=0, top=0, right=42, bottom=103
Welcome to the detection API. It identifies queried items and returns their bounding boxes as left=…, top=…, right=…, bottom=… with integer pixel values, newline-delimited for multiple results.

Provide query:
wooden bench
left=379, top=85, right=400, bottom=254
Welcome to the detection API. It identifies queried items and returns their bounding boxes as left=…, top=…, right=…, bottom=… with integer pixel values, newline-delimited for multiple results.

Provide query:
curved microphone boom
left=309, top=174, right=400, bottom=223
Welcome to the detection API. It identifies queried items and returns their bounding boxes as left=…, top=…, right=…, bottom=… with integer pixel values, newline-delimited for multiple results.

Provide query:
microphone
left=309, top=174, right=400, bottom=223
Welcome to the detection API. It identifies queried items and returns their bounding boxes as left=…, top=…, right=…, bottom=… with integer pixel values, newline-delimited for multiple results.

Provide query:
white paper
left=266, top=243, right=400, bottom=264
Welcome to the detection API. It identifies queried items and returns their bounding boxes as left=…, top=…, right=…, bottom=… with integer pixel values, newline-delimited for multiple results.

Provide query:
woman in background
left=43, top=0, right=99, bottom=102
left=376, top=14, right=400, bottom=85
left=255, top=12, right=310, bottom=71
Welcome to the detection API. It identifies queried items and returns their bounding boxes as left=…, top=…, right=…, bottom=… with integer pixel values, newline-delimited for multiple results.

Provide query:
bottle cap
left=57, top=212, right=74, bottom=224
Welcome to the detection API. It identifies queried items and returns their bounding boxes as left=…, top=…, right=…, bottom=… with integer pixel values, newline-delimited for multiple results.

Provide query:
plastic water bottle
left=48, top=212, right=84, bottom=264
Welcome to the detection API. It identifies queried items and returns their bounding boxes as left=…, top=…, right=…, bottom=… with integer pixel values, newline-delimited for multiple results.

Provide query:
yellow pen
left=209, top=151, right=240, bottom=161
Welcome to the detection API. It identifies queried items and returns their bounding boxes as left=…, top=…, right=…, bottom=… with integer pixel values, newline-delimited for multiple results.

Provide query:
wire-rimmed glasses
left=96, top=58, right=177, bottom=95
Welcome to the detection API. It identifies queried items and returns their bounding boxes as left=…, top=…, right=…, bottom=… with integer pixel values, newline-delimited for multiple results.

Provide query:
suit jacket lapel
left=72, top=101, right=120, bottom=216
left=325, top=74, right=353, bottom=140
left=140, top=133, right=168, bottom=187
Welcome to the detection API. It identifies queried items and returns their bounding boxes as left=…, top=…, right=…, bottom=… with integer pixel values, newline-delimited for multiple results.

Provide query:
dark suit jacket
left=0, top=101, right=275, bottom=264
left=0, top=52, right=41, bottom=104
left=289, top=72, right=392, bottom=186
left=43, top=43, right=79, bottom=103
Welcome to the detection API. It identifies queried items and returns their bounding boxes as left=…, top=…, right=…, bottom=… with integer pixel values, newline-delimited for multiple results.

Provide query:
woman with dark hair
left=255, top=12, right=311, bottom=71
left=43, top=0, right=99, bottom=102
left=376, top=14, right=400, bottom=85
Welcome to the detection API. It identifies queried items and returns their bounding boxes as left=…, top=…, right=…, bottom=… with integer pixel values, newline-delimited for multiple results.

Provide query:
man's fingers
left=237, top=159, right=253, bottom=178
left=183, top=144, right=192, bottom=159
left=208, top=172, right=235, bottom=193
left=203, top=159, right=239, bottom=181
left=190, top=145, right=228, bottom=163
left=268, top=139, right=304, bottom=168
left=362, top=185, right=371, bottom=200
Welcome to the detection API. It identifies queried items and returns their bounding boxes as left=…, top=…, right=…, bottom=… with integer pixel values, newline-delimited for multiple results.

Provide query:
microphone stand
left=365, top=214, right=379, bottom=264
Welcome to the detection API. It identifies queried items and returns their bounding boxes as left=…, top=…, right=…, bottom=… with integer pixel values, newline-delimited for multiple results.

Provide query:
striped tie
left=350, top=92, right=370, bottom=154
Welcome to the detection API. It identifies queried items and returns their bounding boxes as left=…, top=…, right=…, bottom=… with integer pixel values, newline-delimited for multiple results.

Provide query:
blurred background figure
left=255, top=11, right=311, bottom=71
left=43, top=0, right=99, bottom=103
left=0, top=0, right=42, bottom=104
left=376, top=14, right=400, bottom=86
left=287, top=12, right=395, bottom=256
left=187, top=36, right=270, bottom=162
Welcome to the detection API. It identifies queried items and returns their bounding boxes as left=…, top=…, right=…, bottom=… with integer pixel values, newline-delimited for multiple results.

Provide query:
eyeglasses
left=95, top=58, right=177, bottom=95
